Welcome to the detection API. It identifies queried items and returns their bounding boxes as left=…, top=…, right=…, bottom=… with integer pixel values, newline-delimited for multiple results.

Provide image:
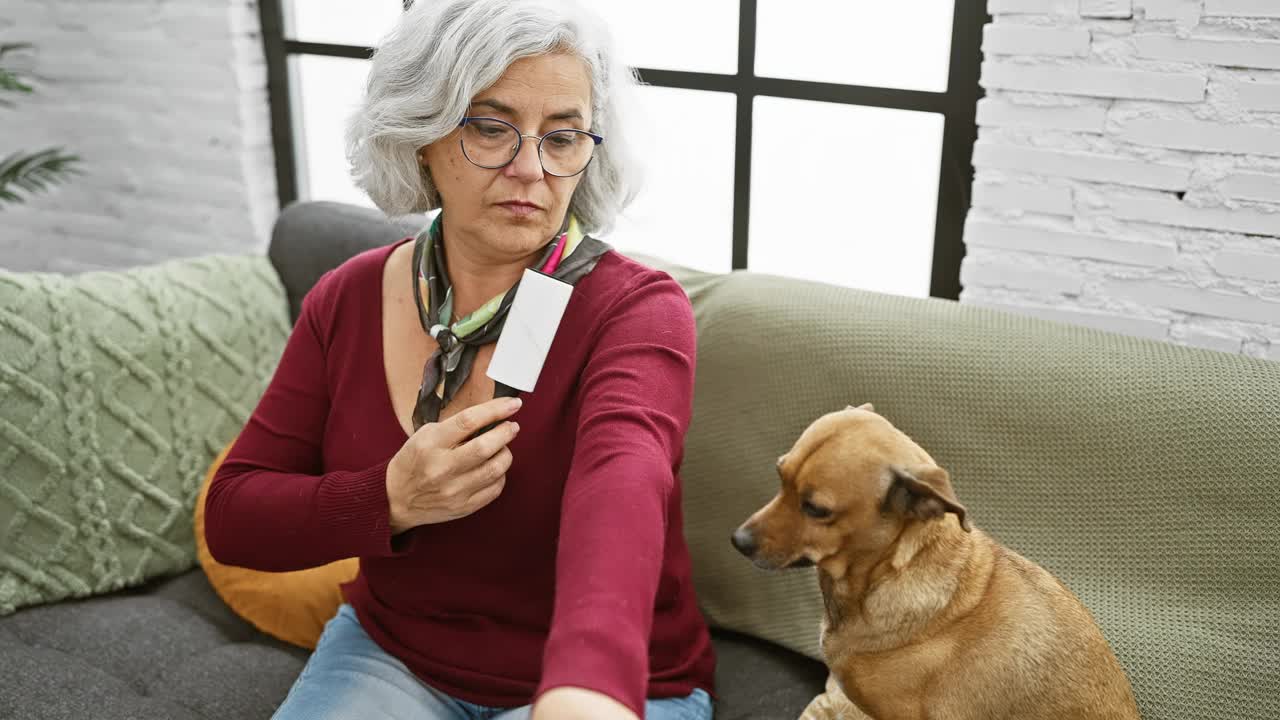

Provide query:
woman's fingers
left=454, top=419, right=520, bottom=472
left=461, top=474, right=506, bottom=515
left=432, top=397, right=522, bottom=448
left=460, top=446, right=512, bottom=489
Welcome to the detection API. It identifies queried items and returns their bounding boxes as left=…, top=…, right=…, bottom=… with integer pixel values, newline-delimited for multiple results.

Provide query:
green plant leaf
left=0, top=68, right=33, bottom=94
left=0, top=148, right=82, bottom=206
left=0, top=42, right=35, bottom=100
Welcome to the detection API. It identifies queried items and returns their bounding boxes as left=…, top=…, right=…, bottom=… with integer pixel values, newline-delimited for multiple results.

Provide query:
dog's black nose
left=731, top=528, right=758, bottom=557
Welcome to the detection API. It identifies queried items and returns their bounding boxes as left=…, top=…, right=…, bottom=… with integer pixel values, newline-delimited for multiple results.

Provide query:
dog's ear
left=884, top=466, right=972, bottom=532
left=846, top=403, right=875, bottom=413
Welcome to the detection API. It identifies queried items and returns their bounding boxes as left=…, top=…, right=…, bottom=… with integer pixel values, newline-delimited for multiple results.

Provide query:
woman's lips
left=497, top=202, right=541, bottom=217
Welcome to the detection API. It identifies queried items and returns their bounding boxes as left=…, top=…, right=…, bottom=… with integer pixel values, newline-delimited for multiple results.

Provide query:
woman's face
left=420, top=52, right=593, bottom=258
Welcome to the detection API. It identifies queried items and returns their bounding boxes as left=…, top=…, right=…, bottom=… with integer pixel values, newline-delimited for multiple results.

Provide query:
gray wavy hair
left=345, top=0, right=643, bottom=235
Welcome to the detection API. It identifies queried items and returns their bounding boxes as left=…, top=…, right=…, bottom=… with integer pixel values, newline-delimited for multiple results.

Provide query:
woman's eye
left=802, top=501, right=832, bottom=520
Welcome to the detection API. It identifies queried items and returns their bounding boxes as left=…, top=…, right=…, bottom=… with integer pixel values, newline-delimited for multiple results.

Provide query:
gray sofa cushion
left=0, top=571, right=308, bottom=720
left=710, top=630, right=826, bottom=719
left=0, top=568, right=824, bottom=719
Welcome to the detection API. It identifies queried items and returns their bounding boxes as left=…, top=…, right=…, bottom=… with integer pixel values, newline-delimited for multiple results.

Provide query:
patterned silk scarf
left=410, top=212, right=611, bottom=432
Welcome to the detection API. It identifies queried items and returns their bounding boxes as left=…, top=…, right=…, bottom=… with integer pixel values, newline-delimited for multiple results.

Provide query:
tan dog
left=731, top=405, right=1140, bottom=720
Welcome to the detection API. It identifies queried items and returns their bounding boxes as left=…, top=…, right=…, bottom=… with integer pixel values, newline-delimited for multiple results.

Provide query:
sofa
left=1, top=200, right=1276, bottom=720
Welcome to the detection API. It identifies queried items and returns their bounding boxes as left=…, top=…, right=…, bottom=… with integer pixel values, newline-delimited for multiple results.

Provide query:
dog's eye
left=801, top=500, right=833, bottom=520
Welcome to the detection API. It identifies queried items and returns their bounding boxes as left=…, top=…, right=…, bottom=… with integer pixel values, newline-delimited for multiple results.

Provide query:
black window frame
left=258, top=0, right=989, bottom=299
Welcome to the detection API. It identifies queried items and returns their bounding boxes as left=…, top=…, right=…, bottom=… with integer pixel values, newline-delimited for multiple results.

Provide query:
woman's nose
left=504, top=136, right=544, bottom=182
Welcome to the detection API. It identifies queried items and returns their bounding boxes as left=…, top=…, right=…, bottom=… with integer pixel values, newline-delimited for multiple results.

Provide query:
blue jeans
left=271, top=604, right=713, bottom=720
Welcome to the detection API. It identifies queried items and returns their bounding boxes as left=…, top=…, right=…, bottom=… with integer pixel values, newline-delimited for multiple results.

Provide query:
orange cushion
left=194, top=440, right=359, bottom=650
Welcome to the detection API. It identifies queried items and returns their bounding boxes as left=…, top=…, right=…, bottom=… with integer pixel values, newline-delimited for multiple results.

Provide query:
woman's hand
left=385, top=397, right=522, bottom=533
left=531, top=687, right=639, bottom=720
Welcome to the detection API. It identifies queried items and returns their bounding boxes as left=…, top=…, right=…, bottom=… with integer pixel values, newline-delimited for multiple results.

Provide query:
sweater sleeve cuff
left=536, top=625, right=648, bottom=719
left=314, top=459, right=411, bottom=558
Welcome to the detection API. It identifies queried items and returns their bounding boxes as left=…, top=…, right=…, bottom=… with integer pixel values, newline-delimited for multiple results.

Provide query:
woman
left=204, top=0, right=716, bottom=719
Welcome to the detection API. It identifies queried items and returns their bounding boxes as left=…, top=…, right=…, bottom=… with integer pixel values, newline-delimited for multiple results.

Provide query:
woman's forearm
left=531, top=687, right=639, bottom=720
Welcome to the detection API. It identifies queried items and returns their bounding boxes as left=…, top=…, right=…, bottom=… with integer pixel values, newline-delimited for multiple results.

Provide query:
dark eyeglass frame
left=457, top=116, right=604, bottom=177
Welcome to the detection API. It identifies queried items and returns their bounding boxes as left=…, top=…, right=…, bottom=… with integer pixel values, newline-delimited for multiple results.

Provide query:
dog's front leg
left=798, top=674, right=874, bottom=720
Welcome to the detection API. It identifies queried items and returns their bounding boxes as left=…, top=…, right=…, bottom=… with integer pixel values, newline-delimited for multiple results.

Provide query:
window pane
left=599, top=87, right=735, bottom=273
left=592, top=1, right=738, bottom=74
left=285, top=0, right=403, bottom=47
left=749, top=97, right=943, bottom=297
left=292, top=55, right=375, bottom=208
left=755, top=0, right=954, bottom=93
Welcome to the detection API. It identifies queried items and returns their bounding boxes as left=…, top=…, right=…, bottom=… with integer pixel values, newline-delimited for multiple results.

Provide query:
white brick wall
left=0, top=0, right=277, bottom=273
left=981, top=62, right=1207, bottom=102
left=1205, top=0, right=1280, bottom=18
left=1137, top=0, right=1203, bottom=25
left=1133, top=34, right=1280, bottom=70
left=984, top=24, right=1092, bottom=57
left=1082, top=0, right=1134, bottom=19
left=965, top=2, right=1280, bottom=360
left=991, top=0, right=1083, bottom=15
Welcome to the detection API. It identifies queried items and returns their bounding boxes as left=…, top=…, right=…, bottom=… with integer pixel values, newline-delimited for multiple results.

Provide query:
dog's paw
left=798, top=676, right=868, bottom=720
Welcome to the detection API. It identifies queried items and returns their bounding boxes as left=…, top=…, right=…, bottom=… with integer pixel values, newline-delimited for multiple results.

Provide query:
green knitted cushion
left=654, top=263, right=1279, bottom=720
left=0, top=255, right=289, bottom=615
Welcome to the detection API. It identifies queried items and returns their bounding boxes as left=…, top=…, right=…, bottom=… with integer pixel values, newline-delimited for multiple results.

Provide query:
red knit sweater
left=204, top=238, right=716, bottom=717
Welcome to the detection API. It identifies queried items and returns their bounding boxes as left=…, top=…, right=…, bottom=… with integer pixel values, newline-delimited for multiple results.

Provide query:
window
left=750, top=98, right=944, bottom=297
left=260, top=0, right=987, bottom=297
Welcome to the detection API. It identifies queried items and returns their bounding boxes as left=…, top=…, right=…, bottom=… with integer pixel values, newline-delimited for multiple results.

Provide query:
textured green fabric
left=650, top=261, right=1279, bottom=720
left=0, top=255, right=289, bottom=615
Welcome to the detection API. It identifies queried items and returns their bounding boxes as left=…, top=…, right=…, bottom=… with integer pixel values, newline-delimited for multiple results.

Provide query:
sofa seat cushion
left=0, top=570, right=307, bottom=720
left=710, top=628, right=827, bottom=719
left=0, top=567, right=826, bottom=719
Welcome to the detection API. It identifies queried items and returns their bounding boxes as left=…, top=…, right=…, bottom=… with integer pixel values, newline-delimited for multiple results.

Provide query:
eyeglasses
left=457, top=117, right=603, bottom=178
